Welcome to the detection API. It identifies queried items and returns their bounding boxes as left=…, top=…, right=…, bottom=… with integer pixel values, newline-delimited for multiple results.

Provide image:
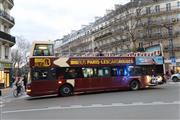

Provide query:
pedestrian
left=170, top=69, right=175, bottom=75
left=165, top=70, right=170, bottom=80
left=23, top=75, right=27, bottom=90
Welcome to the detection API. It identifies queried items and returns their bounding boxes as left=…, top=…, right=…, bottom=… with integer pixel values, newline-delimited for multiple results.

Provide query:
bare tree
left=11, top=36, right=31, bottom=76
left=121, top=1, right=144, bottom=52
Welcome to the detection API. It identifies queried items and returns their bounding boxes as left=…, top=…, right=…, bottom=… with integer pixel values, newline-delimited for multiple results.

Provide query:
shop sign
left=0, top=63, right=12, bottom=68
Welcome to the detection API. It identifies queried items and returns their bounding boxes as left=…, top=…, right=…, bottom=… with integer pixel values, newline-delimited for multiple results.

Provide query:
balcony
left=94, top=32, right=112, bottom=41
left=164, top=44, right=180, bottom=52
left=140, top=6, right=180, bottom=18
left=7, top=0, right=14, bottom=8
left=0, top=9, right=15, bottom=26
left=0, top=31, right=15, bottom=45
left=8, top=0, right=14, bottom=5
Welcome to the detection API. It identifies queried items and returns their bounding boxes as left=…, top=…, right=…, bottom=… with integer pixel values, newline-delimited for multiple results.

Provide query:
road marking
left=70, top=105, right=83, bottom=108
left=131, top=102, right=144, bottom=105
left=151, top=101, right=164, bottom=104
left=91, top=104, right=103, bottom=107
left=2, top=101, right=180, bottom=114
left=167, top=82, right=180, bottom=85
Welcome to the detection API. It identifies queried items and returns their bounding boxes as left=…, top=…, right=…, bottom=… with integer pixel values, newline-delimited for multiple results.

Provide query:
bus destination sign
left=67, top=57, right=134, bottom=66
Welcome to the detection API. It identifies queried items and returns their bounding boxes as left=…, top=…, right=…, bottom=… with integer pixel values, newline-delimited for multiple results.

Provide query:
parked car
left=171, top=73, right=180, bottom=82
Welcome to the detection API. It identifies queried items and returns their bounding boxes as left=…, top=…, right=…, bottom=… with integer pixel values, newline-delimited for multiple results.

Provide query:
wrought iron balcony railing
left=8, top=0, right=14, bottom=5
left=0, top=9, right=15, bottom=24
left=0, top=31, right=15, bottom=43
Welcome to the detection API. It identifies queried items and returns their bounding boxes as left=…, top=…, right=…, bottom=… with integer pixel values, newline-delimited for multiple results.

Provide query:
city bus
left=26, top=41, right=166, bottom=97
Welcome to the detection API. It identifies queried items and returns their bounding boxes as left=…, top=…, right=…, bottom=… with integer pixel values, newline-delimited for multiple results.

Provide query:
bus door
left=95, top=67, right=112, bottom=89
left=31, top=68, right=58, bottom=96
left=111, top=67, right=124, bottom=88
left=75, top=67, right=105, bottom=91
left=62, top=67, right=92, bottom=92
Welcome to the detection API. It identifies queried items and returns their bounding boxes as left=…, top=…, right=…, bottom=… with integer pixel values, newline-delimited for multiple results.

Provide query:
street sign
left=171, top=56, right=176, bottom=66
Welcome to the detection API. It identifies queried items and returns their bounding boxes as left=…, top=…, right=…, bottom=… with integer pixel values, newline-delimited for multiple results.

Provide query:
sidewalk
left=1, top=87, right=13, bottom=97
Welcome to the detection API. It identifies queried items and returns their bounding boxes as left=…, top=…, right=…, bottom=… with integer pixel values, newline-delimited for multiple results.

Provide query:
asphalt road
left=1, top=82, right=180, bottom=120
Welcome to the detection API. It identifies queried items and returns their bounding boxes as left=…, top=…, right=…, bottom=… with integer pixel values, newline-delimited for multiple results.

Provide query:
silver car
left=171, top=73, right=180, bottom=82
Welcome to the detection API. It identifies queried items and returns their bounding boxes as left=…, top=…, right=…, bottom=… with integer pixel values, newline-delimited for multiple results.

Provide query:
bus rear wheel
left=129, top=80, right=140, bottom=91
left=59, top=84, right=73, bottom=97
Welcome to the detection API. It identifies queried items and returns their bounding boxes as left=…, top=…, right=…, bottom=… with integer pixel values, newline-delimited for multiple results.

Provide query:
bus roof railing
left=55, top=51, right=162, bottom=57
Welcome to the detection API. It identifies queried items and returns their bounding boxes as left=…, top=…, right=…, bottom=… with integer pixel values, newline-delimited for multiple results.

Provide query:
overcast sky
left=11, top=0, right=129, bottom=42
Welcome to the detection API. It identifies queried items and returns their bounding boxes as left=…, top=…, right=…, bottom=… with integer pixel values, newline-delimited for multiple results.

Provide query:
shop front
left=0, top=62, right=12, bottom=88
left=165, top=58, right=180, bottom=73
left=176, top=62, right=180, bottom=73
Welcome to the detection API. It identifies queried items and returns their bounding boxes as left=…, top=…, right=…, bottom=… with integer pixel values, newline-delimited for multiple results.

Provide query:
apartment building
left=0, top=0, right=15, bottom=88
left=55, top=0, right=180, bottom=72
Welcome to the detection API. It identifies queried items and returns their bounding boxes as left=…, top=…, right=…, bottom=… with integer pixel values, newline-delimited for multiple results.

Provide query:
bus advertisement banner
left=67, top=57, right=135, bottom=67
left=135, top=56, right=164, bottom=65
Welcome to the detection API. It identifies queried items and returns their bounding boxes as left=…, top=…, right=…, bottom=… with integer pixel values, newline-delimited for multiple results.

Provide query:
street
left=1, top=82, right=180, bottom=120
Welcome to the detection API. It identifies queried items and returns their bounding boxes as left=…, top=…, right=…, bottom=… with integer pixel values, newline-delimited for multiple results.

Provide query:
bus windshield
left=33, top=44, right=54, bottom=56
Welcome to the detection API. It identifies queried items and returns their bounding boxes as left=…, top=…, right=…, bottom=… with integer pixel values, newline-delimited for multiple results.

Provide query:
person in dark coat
left=23, top=75, right=27, bottom=90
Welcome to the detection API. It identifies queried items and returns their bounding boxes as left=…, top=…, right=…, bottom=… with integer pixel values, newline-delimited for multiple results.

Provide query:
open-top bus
left=26, top=41, right=166, bottom=97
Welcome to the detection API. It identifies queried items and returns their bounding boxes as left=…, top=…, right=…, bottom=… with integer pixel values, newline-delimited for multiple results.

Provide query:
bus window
left=33, top=44, right=54, bottom=56
left=82, top=68, right=94, bottom=78
left=32, top=69, right=49, bottom=80
left=97, top=67, right=110, bottom=77
left=111, top=67, right=124, bottom=76
left=64, top=67, right=82, bottom=79
left=32, top=68, right=59, bottom=81
left=127, top=66, right=143, bottom=76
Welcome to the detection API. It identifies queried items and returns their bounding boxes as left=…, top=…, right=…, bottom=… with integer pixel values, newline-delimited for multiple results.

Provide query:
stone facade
left=0, top=0, right=15, bottom=88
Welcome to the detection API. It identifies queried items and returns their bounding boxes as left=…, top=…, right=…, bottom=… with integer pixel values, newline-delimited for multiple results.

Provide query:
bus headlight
left=26, top=89, right=31, bottom=93
left=156, top=76, right=163, bottom=82
left=146, top=75, right=151, bottom=83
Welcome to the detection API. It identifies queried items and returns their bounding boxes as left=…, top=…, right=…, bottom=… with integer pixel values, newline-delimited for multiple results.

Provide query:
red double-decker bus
left=26, top=41, right=166, bottom=97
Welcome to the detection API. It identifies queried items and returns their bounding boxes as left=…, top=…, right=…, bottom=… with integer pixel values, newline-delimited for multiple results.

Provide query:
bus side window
left=32, top=69, right=49, bottom=80
left=111, top=67, right=123, bottom=76
left=98, top=67, right=110, bottom=77
left=82, top=68, right=94, bottom=78
left=63, top=67, right=82, bottom=79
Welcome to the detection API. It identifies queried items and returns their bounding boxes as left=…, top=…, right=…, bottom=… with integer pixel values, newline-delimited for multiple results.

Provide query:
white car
left=171, top=73, right=180, bottom=82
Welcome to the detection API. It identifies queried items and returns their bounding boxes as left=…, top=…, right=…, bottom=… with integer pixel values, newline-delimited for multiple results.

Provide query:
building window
left=155, top=5, right=160, bottom=13
left=178, top=2, right=180, bottom=7
left=146, top=7, right=151, bottom=14
left=5, top=47, right=9, bottom=59
left=166, top=3, right=171, bottom=11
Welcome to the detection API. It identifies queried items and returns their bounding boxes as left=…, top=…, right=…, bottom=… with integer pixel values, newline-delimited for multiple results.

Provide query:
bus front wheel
left=129, top=80, right=140, bottom=91
left=59, top=84, right=73, bottom=97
